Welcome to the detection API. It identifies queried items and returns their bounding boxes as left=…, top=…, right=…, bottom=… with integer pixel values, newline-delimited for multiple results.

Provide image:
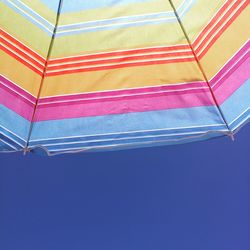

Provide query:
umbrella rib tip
left=23, top=147, right=31, bottom=155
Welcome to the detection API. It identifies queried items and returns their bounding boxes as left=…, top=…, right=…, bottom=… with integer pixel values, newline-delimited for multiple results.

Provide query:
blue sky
left=0, top=124, right=249, bottom=250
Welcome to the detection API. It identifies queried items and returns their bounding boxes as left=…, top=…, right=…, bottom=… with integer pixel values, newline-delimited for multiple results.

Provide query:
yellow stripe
left=40, top=61, right=203, bottom=97
left=51, top=22, right=187, bottom=58
left=200, top=5, right=250, bottom=79
left=59, top=0, right=174, bottom=25
left=49, top=1, right=227, bottom=57
left=0, top=51, right=41, bottom=95
left=0, top=2, right=53, bottom=56
left=18, top=0, right=57, bottom=23
left=180, top=0, right=226, bottom=42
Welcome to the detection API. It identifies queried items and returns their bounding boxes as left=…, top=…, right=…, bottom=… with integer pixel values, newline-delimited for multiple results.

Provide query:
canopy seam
left=24, top=0, right=64, bottom=154
left=168, top=0, right=233, bottom=140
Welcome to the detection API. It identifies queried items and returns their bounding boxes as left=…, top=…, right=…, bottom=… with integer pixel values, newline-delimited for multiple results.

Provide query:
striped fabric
left=0, top=0, right=249, bottom=155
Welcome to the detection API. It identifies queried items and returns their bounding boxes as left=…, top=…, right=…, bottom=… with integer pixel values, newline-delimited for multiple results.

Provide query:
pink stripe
left=0, top=75, right=37, bottom=103
left=39, top=88, right=209, bottom=107
left=39, top=81, right=206, bottom=104
left=0, top=86, right=34, bottom=120
left=210, top=40, right=250, bottom=88
left=35, top=54, right=250, bottom=121
left=34, top=89, right=214, bottom=121
left=39, top=41, right=250, bottom=104
left=1, top=42, right=249, bottom=121
left=215, top=57, right=250, bottom=104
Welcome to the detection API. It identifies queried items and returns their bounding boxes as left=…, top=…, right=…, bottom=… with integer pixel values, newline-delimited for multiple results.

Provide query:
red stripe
left=48, top=44, right=190, bottom=65
left=0, top=29, right=46, bottom=63
left=47, top=51, right=193, bottom=71
left=46, top=57, right=195, bottom=76
left=47, top=1, right=248, bottom=74
left=1, top=37, right=44, bottom=71
left=0, top=45, right=43, bottom=76
left=192, top=0, right=235, bottom=49
left=195, top=0, right=247, bottom=55
left=1, top=0, right=248, bottom=77
left=197, top=1, right=249, bottom=59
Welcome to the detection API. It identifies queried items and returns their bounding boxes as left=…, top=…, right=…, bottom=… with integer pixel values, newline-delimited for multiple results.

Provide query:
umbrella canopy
left=0, top=0, right=249, bottom=155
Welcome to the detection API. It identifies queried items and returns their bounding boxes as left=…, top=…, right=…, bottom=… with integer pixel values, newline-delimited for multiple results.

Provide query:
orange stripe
left=1, top=37, right=44, bottom=71
left=0, top=44, right=43, bottom=76
left=47, top=51, right=193, bottom=71
left=194, top=0, right=247, bottom=54
left=197, top=1, right=249, bottom=59
left=1, top=0, right=248, bottom=76
left=46, top=58, right=195, bottom=76
left=0, top=29, right=46, bottom=63
left=49, top=44, right=190, bottom=64
left=192, top=0, right=235, bottom=48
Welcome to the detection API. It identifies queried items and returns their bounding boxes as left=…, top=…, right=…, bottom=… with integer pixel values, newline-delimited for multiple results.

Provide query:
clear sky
left=0, top=125, right=249, bottom=250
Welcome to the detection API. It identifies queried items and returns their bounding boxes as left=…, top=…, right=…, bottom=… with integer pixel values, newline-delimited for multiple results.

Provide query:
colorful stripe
left=0, top=0, right=249, bottom=154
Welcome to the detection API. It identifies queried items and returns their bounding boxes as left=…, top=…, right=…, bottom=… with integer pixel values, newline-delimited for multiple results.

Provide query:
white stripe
left=48, top=49, right=191, bottom=67
left=0, top=34, right=45, bottom=66
left=55, top=0, right=191, bottom=33
left=14, top=0, right=54, bottom=27
left=41, top=129, right=229, bottom=147
left=47, top=130, right=229, bottom=153
left=0, top=138, right=18, bottom=150
left=0, top=130, right=24, bottom=147
left=211, top=48, right=250, bottom=88
left=59, top=11, right=173, bottom=28
left=196, top=1, right=245, bottom=56
left=229, top=107, right=250, bottom=126
left=0, top=30, right=46, bottom=60
left=0, top=42, right=44, bottom=73
left=232, top=115, right=250, bottom=131
left=6, top=0, right=192, bottom=35
left=49, top=44, right=189, bottom=62
left=0, top=124, right=26, bottom=142
left=38, top=86, right=209, bottom=105
left=6, top=0, right=54, bottom=34
left=39, top=81, right=206, bottom=99
left=0, top=74, right=37, bottom=98
left=193, top=0, right=237, bottom=50
left=56, top=17, right=176, bottom=34
left=178, top=0, right=194, bottom=17
left=209, top=39, right=250, bottom=83
left=46, top=55, right=194, bottom=73
left=0, top=80, right=36, bottom=104
left=30, top=123, right=227, bottom=142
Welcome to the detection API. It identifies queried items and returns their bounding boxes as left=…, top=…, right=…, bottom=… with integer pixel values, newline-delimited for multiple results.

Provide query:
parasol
left=0, top=0, right=249, bottom=155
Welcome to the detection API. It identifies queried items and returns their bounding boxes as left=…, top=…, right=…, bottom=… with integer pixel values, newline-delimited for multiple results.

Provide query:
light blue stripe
left=11, top=0, right=54, bottom=29
left=0, top=140, right=14, bottom=151
left=38, top=130, right=227, bottom=152
left=0, top=126, right=24, bottom=147
left=220, top=78, right=250, bottom=130
left=56, top=0, right=195, bottom=36
left=35, top=132, right=226, bottom=154
left=55, top=18, right=177, bottom=36
left=57, top=12, right=175, bottom=32
left=0, top=105, right=30, bottom=144
left=29, top=124, right=226, bottom=147
left=3, top=0, right=195, bottom=37
left=41, top=0, right=152, bottom=13
left=3, top=0, right=54, bottom=35
left=178, top=0, right=195, bottom=17
left=30, top=105, right=225, bottom=142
